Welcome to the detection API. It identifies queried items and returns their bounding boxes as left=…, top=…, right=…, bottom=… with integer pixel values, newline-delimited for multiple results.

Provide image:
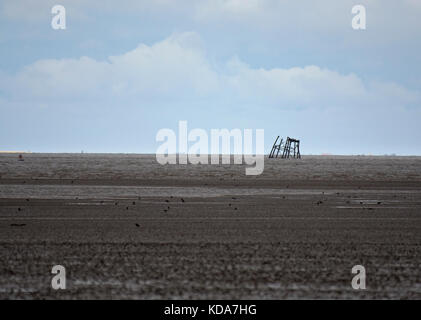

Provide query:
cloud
left=222, top=59, right=367, bottom=107
left=2, top=32, right=219, bottom=100
left=2, top=32, right=418, bottom=114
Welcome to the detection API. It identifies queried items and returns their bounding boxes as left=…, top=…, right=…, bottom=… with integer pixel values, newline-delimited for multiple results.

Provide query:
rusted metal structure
left=269, top=136, right=283, bottom=158
left=269, top=136, right=301, bottom=159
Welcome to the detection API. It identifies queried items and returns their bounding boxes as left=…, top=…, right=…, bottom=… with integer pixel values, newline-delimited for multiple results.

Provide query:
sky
left=0, top=0, right=421, bottom=155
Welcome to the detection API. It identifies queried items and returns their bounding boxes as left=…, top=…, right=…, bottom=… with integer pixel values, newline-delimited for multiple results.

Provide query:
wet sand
left=0, top=154, right=420, bottom=299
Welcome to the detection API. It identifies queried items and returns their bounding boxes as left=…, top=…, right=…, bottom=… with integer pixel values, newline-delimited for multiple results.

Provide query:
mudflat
left=0, top=153, right=420, bottom=299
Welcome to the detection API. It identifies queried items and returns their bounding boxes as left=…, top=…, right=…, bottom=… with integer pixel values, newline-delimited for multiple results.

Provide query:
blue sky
left=1, top=0, right=421, bottom=154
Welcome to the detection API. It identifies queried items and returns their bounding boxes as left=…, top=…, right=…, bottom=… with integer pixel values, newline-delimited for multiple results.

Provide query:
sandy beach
left=0, top=153, right=420, bottom=299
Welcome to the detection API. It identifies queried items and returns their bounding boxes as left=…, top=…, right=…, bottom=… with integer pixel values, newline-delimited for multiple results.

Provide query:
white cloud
left=1, top=32, right=419, bottom=113
left=4, top=32, right=219, bottom=100
left=222, top=59, right=367, bottom=106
